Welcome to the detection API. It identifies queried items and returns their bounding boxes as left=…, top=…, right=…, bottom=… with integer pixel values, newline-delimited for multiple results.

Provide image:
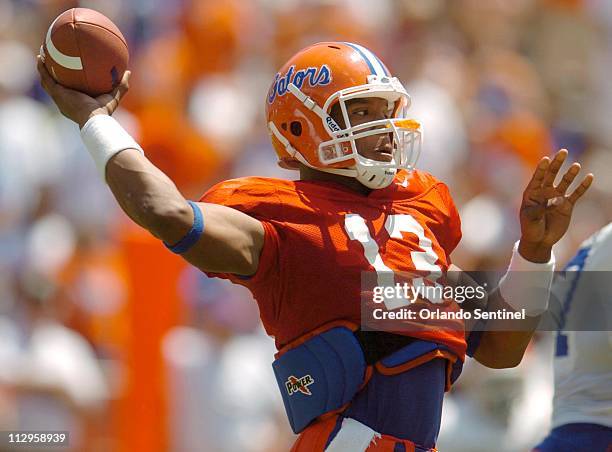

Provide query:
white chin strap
left=268, top=120, right=398, bottom=190
left=268, top=121, right=355, bottom=177
left=269, top=120, right=398, bottom=190
left=355, top=165, right=397, bottom=189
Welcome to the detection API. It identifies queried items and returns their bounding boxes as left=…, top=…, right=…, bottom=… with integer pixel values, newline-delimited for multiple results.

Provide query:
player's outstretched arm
left=36, top=56, right=264, bottom=276
left=105, top=150, right=264, bottom=275
left=472, top=150, right=593, bottom=368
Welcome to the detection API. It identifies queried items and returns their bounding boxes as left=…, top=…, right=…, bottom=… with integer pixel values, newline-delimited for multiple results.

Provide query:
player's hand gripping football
left=36, top=55, right=130, bottom=129
left=518, top=149, right=594, bottom=262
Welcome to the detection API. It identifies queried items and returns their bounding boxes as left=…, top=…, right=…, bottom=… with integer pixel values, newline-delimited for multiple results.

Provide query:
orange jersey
left=200, top=169, right=466, bottom=359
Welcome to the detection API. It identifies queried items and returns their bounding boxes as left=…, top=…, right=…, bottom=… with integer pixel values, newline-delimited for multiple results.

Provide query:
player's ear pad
left=272, top=326, right=366, bottom=434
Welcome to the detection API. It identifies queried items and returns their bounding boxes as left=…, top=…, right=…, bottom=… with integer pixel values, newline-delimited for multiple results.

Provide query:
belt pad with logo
left=272, top=326, right=366, bottom=434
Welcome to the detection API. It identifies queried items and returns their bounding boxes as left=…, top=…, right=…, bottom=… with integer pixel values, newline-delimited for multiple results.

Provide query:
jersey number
left=343, top=213, right=443, bottom=309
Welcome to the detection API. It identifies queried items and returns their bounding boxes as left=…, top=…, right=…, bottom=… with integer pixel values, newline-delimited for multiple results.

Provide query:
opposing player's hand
left=36, top=55, right=130, bottom=129
left=519, top=149, right=594, bottom=262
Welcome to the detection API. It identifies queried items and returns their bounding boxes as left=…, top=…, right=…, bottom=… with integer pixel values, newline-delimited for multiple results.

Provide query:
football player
left=533, top=223, right=612, bottom=452
left=37, top=42, right=593, bottom=451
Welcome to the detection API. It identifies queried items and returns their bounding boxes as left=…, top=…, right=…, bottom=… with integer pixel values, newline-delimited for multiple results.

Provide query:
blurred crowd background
left=0, top=0, right=610, bottom=451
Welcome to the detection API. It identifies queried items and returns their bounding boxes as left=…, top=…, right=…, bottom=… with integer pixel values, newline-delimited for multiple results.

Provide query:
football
left=41, top=8, right=129, bottom=97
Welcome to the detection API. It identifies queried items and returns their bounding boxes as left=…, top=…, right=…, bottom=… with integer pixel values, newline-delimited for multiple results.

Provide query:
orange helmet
left=266, top=42, right=422, bottom=189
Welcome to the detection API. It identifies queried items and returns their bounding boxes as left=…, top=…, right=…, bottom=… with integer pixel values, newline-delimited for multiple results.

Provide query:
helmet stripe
left=343, top=42, right=389, bottom=77
left=358, top=44, right=390, bottom=76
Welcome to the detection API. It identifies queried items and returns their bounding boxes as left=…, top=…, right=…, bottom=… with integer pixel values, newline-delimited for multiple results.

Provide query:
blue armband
left=164, top=200, right=204, bottom=254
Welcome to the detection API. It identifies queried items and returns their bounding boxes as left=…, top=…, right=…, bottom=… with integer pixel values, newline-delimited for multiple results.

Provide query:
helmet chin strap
left=310, top=164, right=396, bottom=190
left=268, top=120, right=397, bottom=189
left=268, top=121, right=355, bottom=177
left=355, top=165, right=397, bottom=189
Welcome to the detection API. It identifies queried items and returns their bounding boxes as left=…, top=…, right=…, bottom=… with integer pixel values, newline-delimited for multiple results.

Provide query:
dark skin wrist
left=517, top=240, right=552, bottom=263
left=78, top=110, right=108, bottom=129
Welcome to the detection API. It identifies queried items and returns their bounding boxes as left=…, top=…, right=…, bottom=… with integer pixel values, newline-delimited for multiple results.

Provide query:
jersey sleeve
left=432, top=182, right=462, bottom=258
left=198, top=179, right=282, bottom=290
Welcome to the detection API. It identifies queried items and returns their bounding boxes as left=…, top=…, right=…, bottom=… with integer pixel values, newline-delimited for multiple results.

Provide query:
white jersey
left=551, top=223, right=612, bottom=428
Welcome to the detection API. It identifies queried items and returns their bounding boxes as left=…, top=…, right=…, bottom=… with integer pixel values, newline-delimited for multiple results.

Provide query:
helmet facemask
left=318, top=75, right=422, bottom=189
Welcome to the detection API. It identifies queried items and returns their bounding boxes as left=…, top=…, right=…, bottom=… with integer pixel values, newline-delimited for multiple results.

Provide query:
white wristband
left=80, top=114, right=144, bottom=180
left=498, top=241, right=556, bottom=316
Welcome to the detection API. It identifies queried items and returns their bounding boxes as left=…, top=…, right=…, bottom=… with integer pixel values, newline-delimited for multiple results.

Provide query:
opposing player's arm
left=105, top=150, right=264, bottom=275
left=36, top=55, right=264, bottom=276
